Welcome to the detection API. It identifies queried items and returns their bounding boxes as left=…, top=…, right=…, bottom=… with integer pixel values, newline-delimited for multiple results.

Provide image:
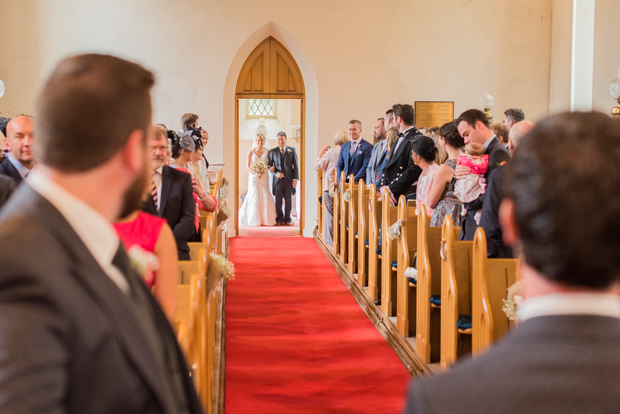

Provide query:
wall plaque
left=414, top=101, right=454, bottom=128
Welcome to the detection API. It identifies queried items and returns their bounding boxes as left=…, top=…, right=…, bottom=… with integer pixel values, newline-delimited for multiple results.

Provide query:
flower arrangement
left=502, top=280, right=523, bottom=323
left=343, top=189, right=351, bottom=203
left=217, top=203, right=232, bottom=226
left=328, top=184, right=337, bottom=199
left=219, top=185, right=229, bottom=201
left=208, top=254, right=236, bottom=281
left=387, top=219, right=404, bottom=240
left=128, top=245, right=159, bottom=285
left=251, top=160, right=268, bottom=178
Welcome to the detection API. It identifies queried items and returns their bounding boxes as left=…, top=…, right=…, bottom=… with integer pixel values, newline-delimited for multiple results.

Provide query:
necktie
left=151, top=171, right=159, bottom=211
left=350, top=142, right=357, bottom=156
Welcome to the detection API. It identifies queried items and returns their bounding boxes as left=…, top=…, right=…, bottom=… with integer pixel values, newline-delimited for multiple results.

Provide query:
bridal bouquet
left=251, top=160, right=268, bottom=178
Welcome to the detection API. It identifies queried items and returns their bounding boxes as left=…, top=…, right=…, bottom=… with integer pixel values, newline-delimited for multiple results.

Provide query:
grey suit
left=366, top=139, right=387, bottom=186
left=404, top=315, right=620, bottom=414
left=0, top=185, right=203, bottom=414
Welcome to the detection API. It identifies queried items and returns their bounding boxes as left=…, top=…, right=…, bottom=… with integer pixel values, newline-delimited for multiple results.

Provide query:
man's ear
left=123, top=129, right=147, bottom=174
left=499, top=198, right=519, bottom=247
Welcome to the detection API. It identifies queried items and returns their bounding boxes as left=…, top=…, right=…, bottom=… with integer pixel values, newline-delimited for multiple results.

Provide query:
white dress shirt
left=27, top=170, right=130, bottom=293
left=519, top=292, right=620, bottom=322
left=482, top=134, right=497, bottom=151
left=393, top=126, right=414, bottom=154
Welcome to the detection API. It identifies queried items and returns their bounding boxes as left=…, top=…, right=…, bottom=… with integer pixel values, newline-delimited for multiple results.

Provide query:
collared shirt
left=7, top=153, right=32, bottom=178
left=349, top=137, right=361, bottom=156
left=27, top=170, right=130, bottom=293
left=393, top=126, right=413, bottom=154
left=482, top=134, right=497, bottom=151
left=519, top=292, right=620, bottom=322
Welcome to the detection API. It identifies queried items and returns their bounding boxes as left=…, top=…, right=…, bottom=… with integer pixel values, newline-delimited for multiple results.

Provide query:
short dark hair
left=439, top=121, right=464, bottom=149
left=277, top=131, right=287, bottom=139
left=393, top=103, right=414, bottom=126
left=349, top=119, right=362, bottom=129
left=504, top=108, right=525, bottom=123
left=35, top=54, right=154, bottom=172
left=411, top=135, right=438, bottom=162
left=0, top=117, right=9, bottom=137
left=457, top=109, right=490, bottom=129
left=181, top=113, right=199, bottom=128
left=505, top=111, right=620, bottom=288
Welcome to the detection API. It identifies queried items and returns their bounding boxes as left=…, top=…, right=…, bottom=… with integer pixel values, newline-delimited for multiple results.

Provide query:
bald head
left=508, top=120, right=534, bottom=155
left=4, top=115, right=35, bottom=168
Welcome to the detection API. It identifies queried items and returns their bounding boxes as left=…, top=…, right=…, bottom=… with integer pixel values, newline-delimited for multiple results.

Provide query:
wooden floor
left=314, top=232, right=434, bottom=379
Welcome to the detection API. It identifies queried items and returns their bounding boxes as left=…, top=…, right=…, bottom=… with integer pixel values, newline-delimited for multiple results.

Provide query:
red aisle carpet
left=225, top=237, right=411, bottom=413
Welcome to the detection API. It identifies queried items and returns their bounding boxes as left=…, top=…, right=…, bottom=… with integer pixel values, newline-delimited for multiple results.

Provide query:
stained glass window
left=247, top=99, right=276, bottom=116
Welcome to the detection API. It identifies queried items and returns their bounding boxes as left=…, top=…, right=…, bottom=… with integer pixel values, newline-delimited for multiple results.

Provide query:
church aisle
left=225, top=237, right=411, bottom=413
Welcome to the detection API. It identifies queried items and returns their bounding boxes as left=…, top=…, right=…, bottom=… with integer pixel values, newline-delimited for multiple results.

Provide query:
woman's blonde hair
left=253, top=133, right=266, bottom=148
left=333, top=130, right=349, bottom=146
left=385, top=127, right=399, bottom=151
left=428, top=129, right=448, bottom=165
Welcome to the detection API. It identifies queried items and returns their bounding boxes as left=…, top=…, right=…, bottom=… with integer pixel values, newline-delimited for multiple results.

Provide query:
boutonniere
left=287, top=149, right=291, bottom=153
left=497, top=160, right=507, bottom=167
left=128, top=245, right=159, bottom=284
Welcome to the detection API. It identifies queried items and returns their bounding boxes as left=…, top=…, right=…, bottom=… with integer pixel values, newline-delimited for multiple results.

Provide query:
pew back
left=332, top=169, right=340, bottom=255
left=348, top=177, right=365, bottom=274
left=416, top=205, right=444, bottom=363
left=367, top=184, right=382, bottom=300
left=396, top=195, right=418, bottom=336
left=339, top=171, right=349, bottom=263
left=380, top=186, right=400, bottom=316
left=357, top=179, right=371, bottom=286
left=317, top=169, right=323, bottom=239
left=472, top=228, right=519, bottom=356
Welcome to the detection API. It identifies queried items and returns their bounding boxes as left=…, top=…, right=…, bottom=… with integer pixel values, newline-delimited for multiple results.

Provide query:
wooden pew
left=472, top=228, right=519, bottom=356
left=213, top=169, right=223, bottom=255
left=440, top=215, right=473, bottom=370
left=339, top=171, right=349, bottom=263
left=415, top=204, right=443, bottom=363
left=357, top=179, right=371, bottom=286
left=317, top=169, right=324, bottom=239
left=332, top=170, right=340, bottom=255
left=367, top=184, right=382, bottom=301
left=348, top=177, right=366, bottom=274
left=380, top=186, right=399, bottom=316
left=396, top=195, right=418, bottom=337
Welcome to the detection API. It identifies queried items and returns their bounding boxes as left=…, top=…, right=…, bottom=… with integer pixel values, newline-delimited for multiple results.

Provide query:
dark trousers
left=274, top=180, right=293, bottom=224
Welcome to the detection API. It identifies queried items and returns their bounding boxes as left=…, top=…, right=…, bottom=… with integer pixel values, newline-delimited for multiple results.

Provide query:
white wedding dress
left=239, top=149, right=278, bottom=226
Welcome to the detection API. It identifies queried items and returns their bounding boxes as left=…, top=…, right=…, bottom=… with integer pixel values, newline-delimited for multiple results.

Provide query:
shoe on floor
left=374, top=299, right=381, bottom=306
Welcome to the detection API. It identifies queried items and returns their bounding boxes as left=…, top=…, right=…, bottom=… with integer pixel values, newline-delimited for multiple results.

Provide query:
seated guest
left=0, top=175, right=16, bottom=208
left=480, top=120, right=534, bottom=258
left=366, top=118, right=387, bottom=187
left=315, top=130, right=347, bottom=247
left=502, top=107, right=525, bottom=128
left=411, top=136, right=440, bottom=215
left=143, top=126, right=196, bottom=260
left=0, top=53, right=202, bottom=413
left=0, top=115, right=35, bottom=183
left=427, top=121, right=465, bottom=227
left=115, top=209, right=178, bottom=323
left=455, top=109, right=510, bottom=240
left=491, top=122, right=510, bottom=149
left=379, top=103, right=423, bottom=204
left=405, top=111, right=620, bottom=414
left=336, top=119, right=373, bottom=184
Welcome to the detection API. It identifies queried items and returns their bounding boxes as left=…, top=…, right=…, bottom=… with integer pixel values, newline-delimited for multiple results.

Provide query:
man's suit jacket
left=479, top=166, right=513, bottom=258
left=0, top=175, right=16, bottom=209
left=404, top=314, right=620, bottom=413
left=0, top=158, right=22, bottom=184
left=460, top=137, right=511, bottom=240
left=380, top=127, right=423, bottom=198
left=267, top=146, right=299, bottom=192
left=337, top=139, right=373, bottom=184
left=143, top=166, right=195, bottom=259
left=366, top=139, right=387, bottom=186
left=0, top=185, right=203, bottom=414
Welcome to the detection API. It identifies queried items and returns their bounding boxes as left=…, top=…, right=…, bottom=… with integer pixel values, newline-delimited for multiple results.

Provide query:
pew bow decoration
left=219, top=184, right=229, bottom=201
left=387, top=219, right=404, bottom=240
left=128, top=245, right=159, bottom=285
left=502, top=281, right=524, bottom=323
left=208, top=253, right=236, bottom=281
left=343, top=189, right=351, bottom=203
left=217, top=204, right=232, bottom=226
left=328, top=183, right=337, bottom=199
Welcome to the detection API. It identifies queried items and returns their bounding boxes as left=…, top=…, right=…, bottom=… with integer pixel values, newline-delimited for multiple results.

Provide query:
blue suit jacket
left=337, top=138, right=373, bottom=184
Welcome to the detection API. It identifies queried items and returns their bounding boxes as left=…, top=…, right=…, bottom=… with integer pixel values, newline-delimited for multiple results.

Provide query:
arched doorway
left=234, top=36, right=306, bottom=235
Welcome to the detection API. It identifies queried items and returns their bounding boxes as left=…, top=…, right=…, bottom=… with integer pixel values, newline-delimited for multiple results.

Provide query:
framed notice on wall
left=414, top=101, right=454, bottom=128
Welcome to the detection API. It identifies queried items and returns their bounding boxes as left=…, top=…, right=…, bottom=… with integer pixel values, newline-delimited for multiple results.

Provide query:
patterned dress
left=430, top=159, right=463, bottom=227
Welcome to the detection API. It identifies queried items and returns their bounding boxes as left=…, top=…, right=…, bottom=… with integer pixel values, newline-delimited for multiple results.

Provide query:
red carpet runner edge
left=225, top=237, right=411, bottom=413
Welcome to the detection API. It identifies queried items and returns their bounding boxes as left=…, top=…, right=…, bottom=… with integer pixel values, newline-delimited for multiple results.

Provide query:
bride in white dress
left=239, top=133, right=278, bottom=226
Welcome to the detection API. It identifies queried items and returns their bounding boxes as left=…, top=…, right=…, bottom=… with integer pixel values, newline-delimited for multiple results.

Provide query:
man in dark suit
left=142, top=127, right=195, bottom=260
left=0, top=54, right=202, bottom=414
left=455, top=109, right=511, bottom=240
left=336, top=119, right=373, bottom=184
left=379, top=103, right=422, bottom=204
left=405, top=111, right=620, bottom=413
left=268, top=131, right=299, bottom=225
left=0, top=115, right=35, bottom=184
left=0, top=175, right=16, bottom=209
left=480, top=120, right=534, bottom=258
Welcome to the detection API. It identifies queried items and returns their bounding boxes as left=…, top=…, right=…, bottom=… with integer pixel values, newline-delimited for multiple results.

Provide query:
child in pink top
left=454, top=142, right=489, bottom=203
